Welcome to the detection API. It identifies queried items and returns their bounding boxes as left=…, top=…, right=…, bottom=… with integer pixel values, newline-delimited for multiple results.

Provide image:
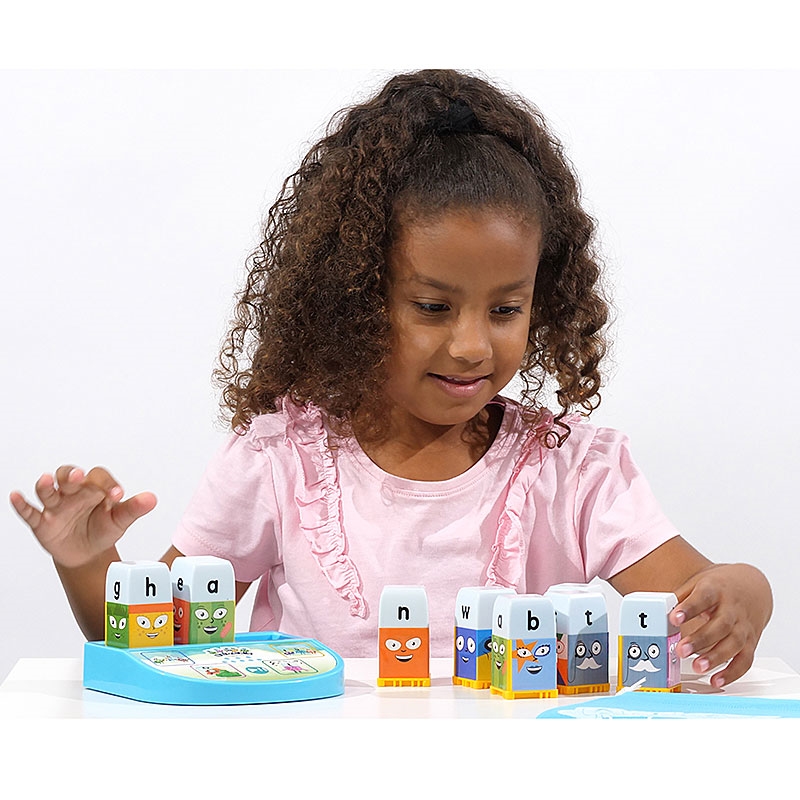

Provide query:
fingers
left=9, top=490, right=42, bottom=528
left=109, top=492, right=158, bottom=531
left=709, top=649, right=755, bottom=689
left=671, top=575, right=719, bottom=629
left=12, top=465, right=129, bottom=530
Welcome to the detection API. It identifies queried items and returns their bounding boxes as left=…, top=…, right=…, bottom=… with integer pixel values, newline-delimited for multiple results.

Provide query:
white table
left=2, top=655, right=798, bottom=719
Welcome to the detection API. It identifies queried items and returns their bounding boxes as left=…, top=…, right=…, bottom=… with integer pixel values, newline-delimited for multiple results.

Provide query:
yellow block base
left=558, top=683, right=610, bottom=696
left=453, top=676, right=491, bottom=690
left=490, top=686, right=559, bottom=700
left=616, top=683, right=682, bottom=693
left=377, top=677, right=431, bottom=687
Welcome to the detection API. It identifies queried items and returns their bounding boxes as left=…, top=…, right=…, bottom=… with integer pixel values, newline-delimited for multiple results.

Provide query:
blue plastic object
left=83, top=631, right=345, bottom=705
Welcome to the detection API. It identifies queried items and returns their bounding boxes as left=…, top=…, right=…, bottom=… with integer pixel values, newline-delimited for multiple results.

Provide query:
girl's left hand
left=669, top=563, right=773, bottom=688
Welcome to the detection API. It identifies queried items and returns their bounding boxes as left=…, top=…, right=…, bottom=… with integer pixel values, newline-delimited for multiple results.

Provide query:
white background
left=2, top=67, right=797, bottom=686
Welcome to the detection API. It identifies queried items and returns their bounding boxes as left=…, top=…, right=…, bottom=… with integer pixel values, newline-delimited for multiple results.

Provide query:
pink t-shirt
left=173, top=396, right=678, bottom=657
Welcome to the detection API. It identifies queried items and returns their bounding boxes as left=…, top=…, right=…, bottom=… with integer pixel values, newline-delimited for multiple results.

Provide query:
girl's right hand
left=9, top=465, right=157, bottom=569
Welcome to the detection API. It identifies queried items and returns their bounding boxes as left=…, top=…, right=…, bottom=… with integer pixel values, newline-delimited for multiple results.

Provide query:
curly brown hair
left=215, top=69, right=609, bottom=446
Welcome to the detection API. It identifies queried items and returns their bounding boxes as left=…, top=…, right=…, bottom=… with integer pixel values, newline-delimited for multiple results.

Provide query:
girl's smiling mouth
left=428, top=373, right=490, bottom=397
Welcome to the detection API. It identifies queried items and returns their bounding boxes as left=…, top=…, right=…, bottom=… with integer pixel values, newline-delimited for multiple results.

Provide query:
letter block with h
left=453, top=586, right=515, bottom=689
left=105, top=561, right=173, bottom=649
left=171, top=556, right=236, bottom=645
left=377, top=585, right=430, bottom=687
left=490, top=594, right=557, bottom=699
left=618, top=592, right=682, bottom=692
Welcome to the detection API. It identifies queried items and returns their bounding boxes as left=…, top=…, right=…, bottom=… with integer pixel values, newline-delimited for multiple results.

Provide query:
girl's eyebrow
left=407, top=273, right=534, bottom=294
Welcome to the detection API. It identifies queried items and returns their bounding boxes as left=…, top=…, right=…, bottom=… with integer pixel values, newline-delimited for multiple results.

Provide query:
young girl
left=10, top=69, right=771, bottom=689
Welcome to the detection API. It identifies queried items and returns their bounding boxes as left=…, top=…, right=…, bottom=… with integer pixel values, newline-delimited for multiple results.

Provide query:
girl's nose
left=447, top=316, right=492, bottom=363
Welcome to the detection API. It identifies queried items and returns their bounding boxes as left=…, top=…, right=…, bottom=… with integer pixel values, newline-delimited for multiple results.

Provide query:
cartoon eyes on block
left=194, top=607, right=229, bottom=621
left=627, top=643, right=660, bottom=659
left=575, top=640, right=603, bottom=658
left=108, top=616, right=127, bottom=630
left=384, top=637, right=423, bottom=651
left=455, top=635, right=477, bottom=653
left=135, top=614, right=169, bottom=630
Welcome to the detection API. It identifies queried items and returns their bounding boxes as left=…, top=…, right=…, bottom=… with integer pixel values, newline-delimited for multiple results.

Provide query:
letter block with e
left=171, top=556, right=236, bottom=645
left=490, top=594, right=557, bottom=699
left=105, top=561, right=173, bottom=649
left=377, top=585, right=430, bottom=687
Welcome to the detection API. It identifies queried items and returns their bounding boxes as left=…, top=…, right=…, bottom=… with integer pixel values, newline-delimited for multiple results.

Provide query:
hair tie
left=432, top=99, right=482, bottom=135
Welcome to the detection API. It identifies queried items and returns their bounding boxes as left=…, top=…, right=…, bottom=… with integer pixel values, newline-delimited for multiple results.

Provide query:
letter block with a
left=491, top=593, right=557, bottom=699
left=378, top=585, right=430, bottom=687
left=105, top=561, right=173, bottom=649
left=171, top=556, right=236, bottom=645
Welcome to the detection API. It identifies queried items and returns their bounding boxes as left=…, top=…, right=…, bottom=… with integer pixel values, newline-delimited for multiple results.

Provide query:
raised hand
left=10, top=465, right=157, bottom=569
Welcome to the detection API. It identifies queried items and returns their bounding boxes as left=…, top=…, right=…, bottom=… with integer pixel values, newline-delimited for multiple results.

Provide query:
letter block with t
left=618, top=591, right=682, bottom=692
left=490, top=594, right=557, bottom=699
left=453, top=586, right=515, bottom=689
left=171, top=556, right=236, bottom=645
left=105, top=561, right=173, bottom=649
left=545, top=583, right=610, bottom=695
left=378, top=585, right=430, bottom=687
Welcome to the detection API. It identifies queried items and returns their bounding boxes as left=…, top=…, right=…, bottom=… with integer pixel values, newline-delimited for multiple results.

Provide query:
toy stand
left=83, top=631, right=344, bottom=705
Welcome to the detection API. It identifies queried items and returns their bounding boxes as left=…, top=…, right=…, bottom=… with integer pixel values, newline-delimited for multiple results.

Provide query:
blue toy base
left=83, top=631, right=344, bottom=705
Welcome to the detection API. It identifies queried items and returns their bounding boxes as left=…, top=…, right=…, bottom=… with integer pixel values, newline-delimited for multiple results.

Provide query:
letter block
left=105, top=561, right=173, bottom=649
left=490, top=594, right=557, bottom=699
left=377, top=585, right=430, bottom=687
left=545, top=583, right=610, bottom=695
left=618, top=591, right=682, bottom=692
left=171, top=556, right=236, bottom=645
left=453, top=586, right=515, bottom=689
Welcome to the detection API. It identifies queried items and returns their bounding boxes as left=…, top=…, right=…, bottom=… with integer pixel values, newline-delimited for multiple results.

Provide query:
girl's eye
left=492, top=306, right=523, bottom=316
left=414, top=302, right=449, bottom=314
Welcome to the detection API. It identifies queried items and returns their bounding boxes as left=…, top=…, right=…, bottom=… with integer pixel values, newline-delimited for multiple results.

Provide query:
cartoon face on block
left=106, top=602, right=129, bottom=648
left=555, top=633, right=568, bottom=685
left=622, top=638, right=668, bottom=687
left=454, top=627, right=492, bottom=680
left=511, top=639, right=555, bottom=691
left=491, top=635, right=510, bottom=690
left=128, top=606, right=173, bottom=648
left=379, top=627, right=429, bottom=678
left=190, top=600, right=235, bottom=643
left=173, top=598, right=189, bottom=644
left=569, top=634, right=608, bottom=684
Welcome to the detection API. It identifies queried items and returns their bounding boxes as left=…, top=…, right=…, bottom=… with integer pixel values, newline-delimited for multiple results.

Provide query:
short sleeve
left=575, top=428, right=679, bottom=581
left=172, top=429, right=281, bottom=584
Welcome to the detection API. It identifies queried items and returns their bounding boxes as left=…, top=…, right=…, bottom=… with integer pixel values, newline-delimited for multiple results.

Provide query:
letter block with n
left=377, top=585, right=430, bottom=687
left=105, top=561, right=173, bottom=649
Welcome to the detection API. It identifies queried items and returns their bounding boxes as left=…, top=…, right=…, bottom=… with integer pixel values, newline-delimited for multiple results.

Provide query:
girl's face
left=384, top=208, right=541, bottom=438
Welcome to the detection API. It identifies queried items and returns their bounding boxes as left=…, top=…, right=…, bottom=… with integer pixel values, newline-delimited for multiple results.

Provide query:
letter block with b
left=490, top=594, right=557, bottom=699
left=171, top=556, right=236, bottom=645
left=105, top=561, right=173, bottom=649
